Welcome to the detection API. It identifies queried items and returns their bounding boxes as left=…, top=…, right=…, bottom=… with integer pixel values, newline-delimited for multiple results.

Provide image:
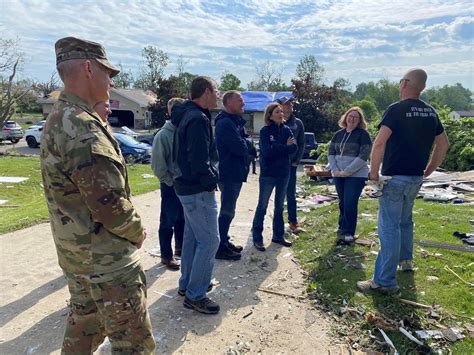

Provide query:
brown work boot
left=161, top=258, right=180, bottom=270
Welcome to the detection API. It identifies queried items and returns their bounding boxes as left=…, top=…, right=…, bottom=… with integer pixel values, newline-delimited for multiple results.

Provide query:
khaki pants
left=62, top=263, right=155, bottom=354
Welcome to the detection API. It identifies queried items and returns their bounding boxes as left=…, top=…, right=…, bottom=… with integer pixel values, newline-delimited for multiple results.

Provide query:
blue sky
left=2, top=0, right=473, bottom=91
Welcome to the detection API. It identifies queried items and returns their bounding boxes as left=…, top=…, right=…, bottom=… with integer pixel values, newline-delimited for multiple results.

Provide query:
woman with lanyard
left=328, top=107, right=372, bottom=244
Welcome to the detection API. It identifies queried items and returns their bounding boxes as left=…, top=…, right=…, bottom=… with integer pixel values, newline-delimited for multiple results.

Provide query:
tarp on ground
left=241, top=91, right=293, bottom=112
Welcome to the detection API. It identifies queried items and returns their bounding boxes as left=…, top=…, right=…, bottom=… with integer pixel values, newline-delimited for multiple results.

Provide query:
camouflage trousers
left=62, top=263, right=155, bottom=354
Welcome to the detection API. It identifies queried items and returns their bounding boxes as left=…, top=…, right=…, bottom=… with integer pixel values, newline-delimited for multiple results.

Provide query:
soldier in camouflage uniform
left=40, top=37, right=155, bottom=354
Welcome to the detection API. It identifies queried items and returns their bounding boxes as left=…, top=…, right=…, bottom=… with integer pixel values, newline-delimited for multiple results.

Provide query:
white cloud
left=1, top=0, right=472, bottom=90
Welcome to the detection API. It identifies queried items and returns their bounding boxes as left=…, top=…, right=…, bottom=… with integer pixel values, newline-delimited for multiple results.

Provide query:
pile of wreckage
left=303, top=165, right=474, bottom=205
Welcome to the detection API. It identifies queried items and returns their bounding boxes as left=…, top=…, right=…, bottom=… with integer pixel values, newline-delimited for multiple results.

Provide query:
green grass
left=294, top=178, right=474, bottom=354
left=0, top=156, right=159, bottom=234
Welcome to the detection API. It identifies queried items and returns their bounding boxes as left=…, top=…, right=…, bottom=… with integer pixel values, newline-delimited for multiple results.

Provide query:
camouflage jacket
left=40, top=91, right=144, bottom=275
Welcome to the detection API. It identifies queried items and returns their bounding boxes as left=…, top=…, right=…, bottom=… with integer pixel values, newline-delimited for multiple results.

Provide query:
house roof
left=452, top=110, right=474, bottom=117
left=37, top=88, right=157, bottom=107
left=241, top=91, right=293, bottom=112
left=112, top=88, right=157, bottom=107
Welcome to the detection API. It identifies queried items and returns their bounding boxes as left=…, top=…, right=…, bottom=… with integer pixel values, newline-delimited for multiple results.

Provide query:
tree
left=333, top=77, right=353, bottom=101
left=295, top=55, right=325, bottom=86
left=0, top=38, right=28, bottom=124
left=353, top=79, right=399, bottom=112
left=247, top=61, right=291, bottom=91
left=113, top=64, right=134, bottom=88
left=422, top=83, right=472, bottom=110
left=352, top=97, right=379, bottom=122
left=134, top=46, right=169, bottom=92
left=148, top=76, right=183, bottom=128
left=292, top=76, right=349, bottom=142
left=219, top=71, right=243, bottom=91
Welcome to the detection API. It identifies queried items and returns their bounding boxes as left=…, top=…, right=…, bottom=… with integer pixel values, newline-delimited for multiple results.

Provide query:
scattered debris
left=256, top=287, right=304, bottom=300
left=242, top=310, right=253, bottom=319
left=141, top=173, right=155, bottom=179
left=378, top=328, right=398, bottom=354
left=365, top=312, right=397, bottom=331
left=453, top=231, right=474, bottom=245
left=354, top=238, right=377, bottom=248
left=153, top=290, right=173, bottom=299
left=444, top=265, right=474, bottom=287
left=0, top=200, right=8, bottom=205
left=426, top=276, right=439, bottom=282
left=398, top=327, right=424, bottom=346
left=399, top=298, right=434, bottom=310
left=0, top=176, right=29, bottom=183
left=415, top=240, right=474, bottom=253
left=415, top=328, right=465, bottom=342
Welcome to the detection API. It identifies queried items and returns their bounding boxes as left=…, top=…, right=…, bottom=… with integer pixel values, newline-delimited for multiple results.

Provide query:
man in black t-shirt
left=357, top=69, right=449, bottom=295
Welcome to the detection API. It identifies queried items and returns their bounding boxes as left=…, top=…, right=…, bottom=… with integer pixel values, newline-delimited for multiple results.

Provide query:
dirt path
left=0, top=173, right=331, bottom=354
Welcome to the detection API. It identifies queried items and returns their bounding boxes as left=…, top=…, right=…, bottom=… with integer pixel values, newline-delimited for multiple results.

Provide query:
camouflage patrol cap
left=55, top=36, right=120, bottom=77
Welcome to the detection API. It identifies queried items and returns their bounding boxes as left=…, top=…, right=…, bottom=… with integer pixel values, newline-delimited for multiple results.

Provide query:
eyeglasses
left=399, top=78, right=410, bottom=84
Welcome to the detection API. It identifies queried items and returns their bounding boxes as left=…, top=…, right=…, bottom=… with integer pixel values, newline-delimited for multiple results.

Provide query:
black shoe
left=184, top=296, right=220, bottom=314
left=174, top=249, right=182, bottom=257
left=215, top=248, right=241, bottom=260
left=253, top=242, right=266, bottom=251
left=228, top=242, right=243, bottom=253
left=272, top=238, right=292, bottom=247
left=178, top=283, right=213, bottom=297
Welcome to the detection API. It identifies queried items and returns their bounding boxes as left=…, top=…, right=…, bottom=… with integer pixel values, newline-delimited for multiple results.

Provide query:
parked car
left=302, top=132, right=319, bottom=160
left=136, top=130, right=159, bottom=146
left=113, top=133, right=152, bottom=164
left=24, top=120, right=46, bottom=148
left=0, top=121, right=24, bottom=144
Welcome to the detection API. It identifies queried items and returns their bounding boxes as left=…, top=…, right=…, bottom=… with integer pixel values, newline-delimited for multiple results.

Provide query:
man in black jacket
left=215, top=91, right=249, bottom=260
left=171, top=76, right=220, bottom=314
left=277, top=96, right=305, bottom=231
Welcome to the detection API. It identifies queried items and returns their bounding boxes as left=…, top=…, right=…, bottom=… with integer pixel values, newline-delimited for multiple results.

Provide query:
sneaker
left=253, top=242, right=266, bottom=252
left=183, top=296, right=220, bottom=314
left=215, top=248, right=241, bottom=260
left=398, top=260, right=413, bottom=272
left=289, top=222, right=299, bottom=231
left=271, top=238, right=292, bottom=247
left=178, top=283, right=213, bottom=297
left=178, top=283, right=214, bottom=297
left=356, top=279, right=399, bottom=295
left=336, top=234, right=355, bottom=246
left=228, top=241, right=243, bottom=253
left=161, top=258, right=180, bottom=270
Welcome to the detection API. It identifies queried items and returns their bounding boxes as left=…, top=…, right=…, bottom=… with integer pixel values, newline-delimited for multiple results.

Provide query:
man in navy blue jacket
left=171, top=76, right=221, bottom=314
left=215, top=91, right=250, bottom=260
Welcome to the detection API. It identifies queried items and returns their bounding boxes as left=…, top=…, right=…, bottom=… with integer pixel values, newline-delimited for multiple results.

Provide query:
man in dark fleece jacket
left=215, top=91, right=249, bottom=261
left=170, top=76, right=220, bottom=315
left=277, top=96, right=305, bottom=231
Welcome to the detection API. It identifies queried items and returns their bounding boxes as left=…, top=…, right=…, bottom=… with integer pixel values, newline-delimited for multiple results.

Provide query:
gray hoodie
left=151, top=120, right=179, bottom=186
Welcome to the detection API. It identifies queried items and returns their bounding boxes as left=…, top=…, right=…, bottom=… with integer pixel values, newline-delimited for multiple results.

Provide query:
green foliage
left=295, top=55, right=325, bottom=86
left=293, top=190, right=474, bottom=353
left=219, top=71, right=243, bottom=91
left=134, top=46, right=170, bottom=92
left=422, top=83, right=473, bottom=111
left=352, top=97, right=380, bottom=122
left=292, top=76, right=349, bottom=142
left=113, top=64, right=134, bottom=88
left=315, top=143, right=328, bottom=164
left=439, top=115, right=474, bottom=171
left=0, top=156, right=159, bottom=234
left=354, top=79, right=399, bottom=112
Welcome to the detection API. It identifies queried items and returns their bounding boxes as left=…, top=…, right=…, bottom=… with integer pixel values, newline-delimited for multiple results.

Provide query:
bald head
left=400, top=68, right=427, bottom=99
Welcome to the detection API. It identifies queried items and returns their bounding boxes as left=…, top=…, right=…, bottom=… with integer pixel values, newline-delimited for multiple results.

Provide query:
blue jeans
left=286, top=165, right=298, bottom=224
left=178, top=191, right=220, bottom=301
left=252, top=176, right=289, bottom=243
left=333, top=177, right=366, bottom=236
left=159, top=183, right=184, bottom=259
left=218, top=182, right=243, bottom=252
left=373, top=175, right=423, bottom=288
